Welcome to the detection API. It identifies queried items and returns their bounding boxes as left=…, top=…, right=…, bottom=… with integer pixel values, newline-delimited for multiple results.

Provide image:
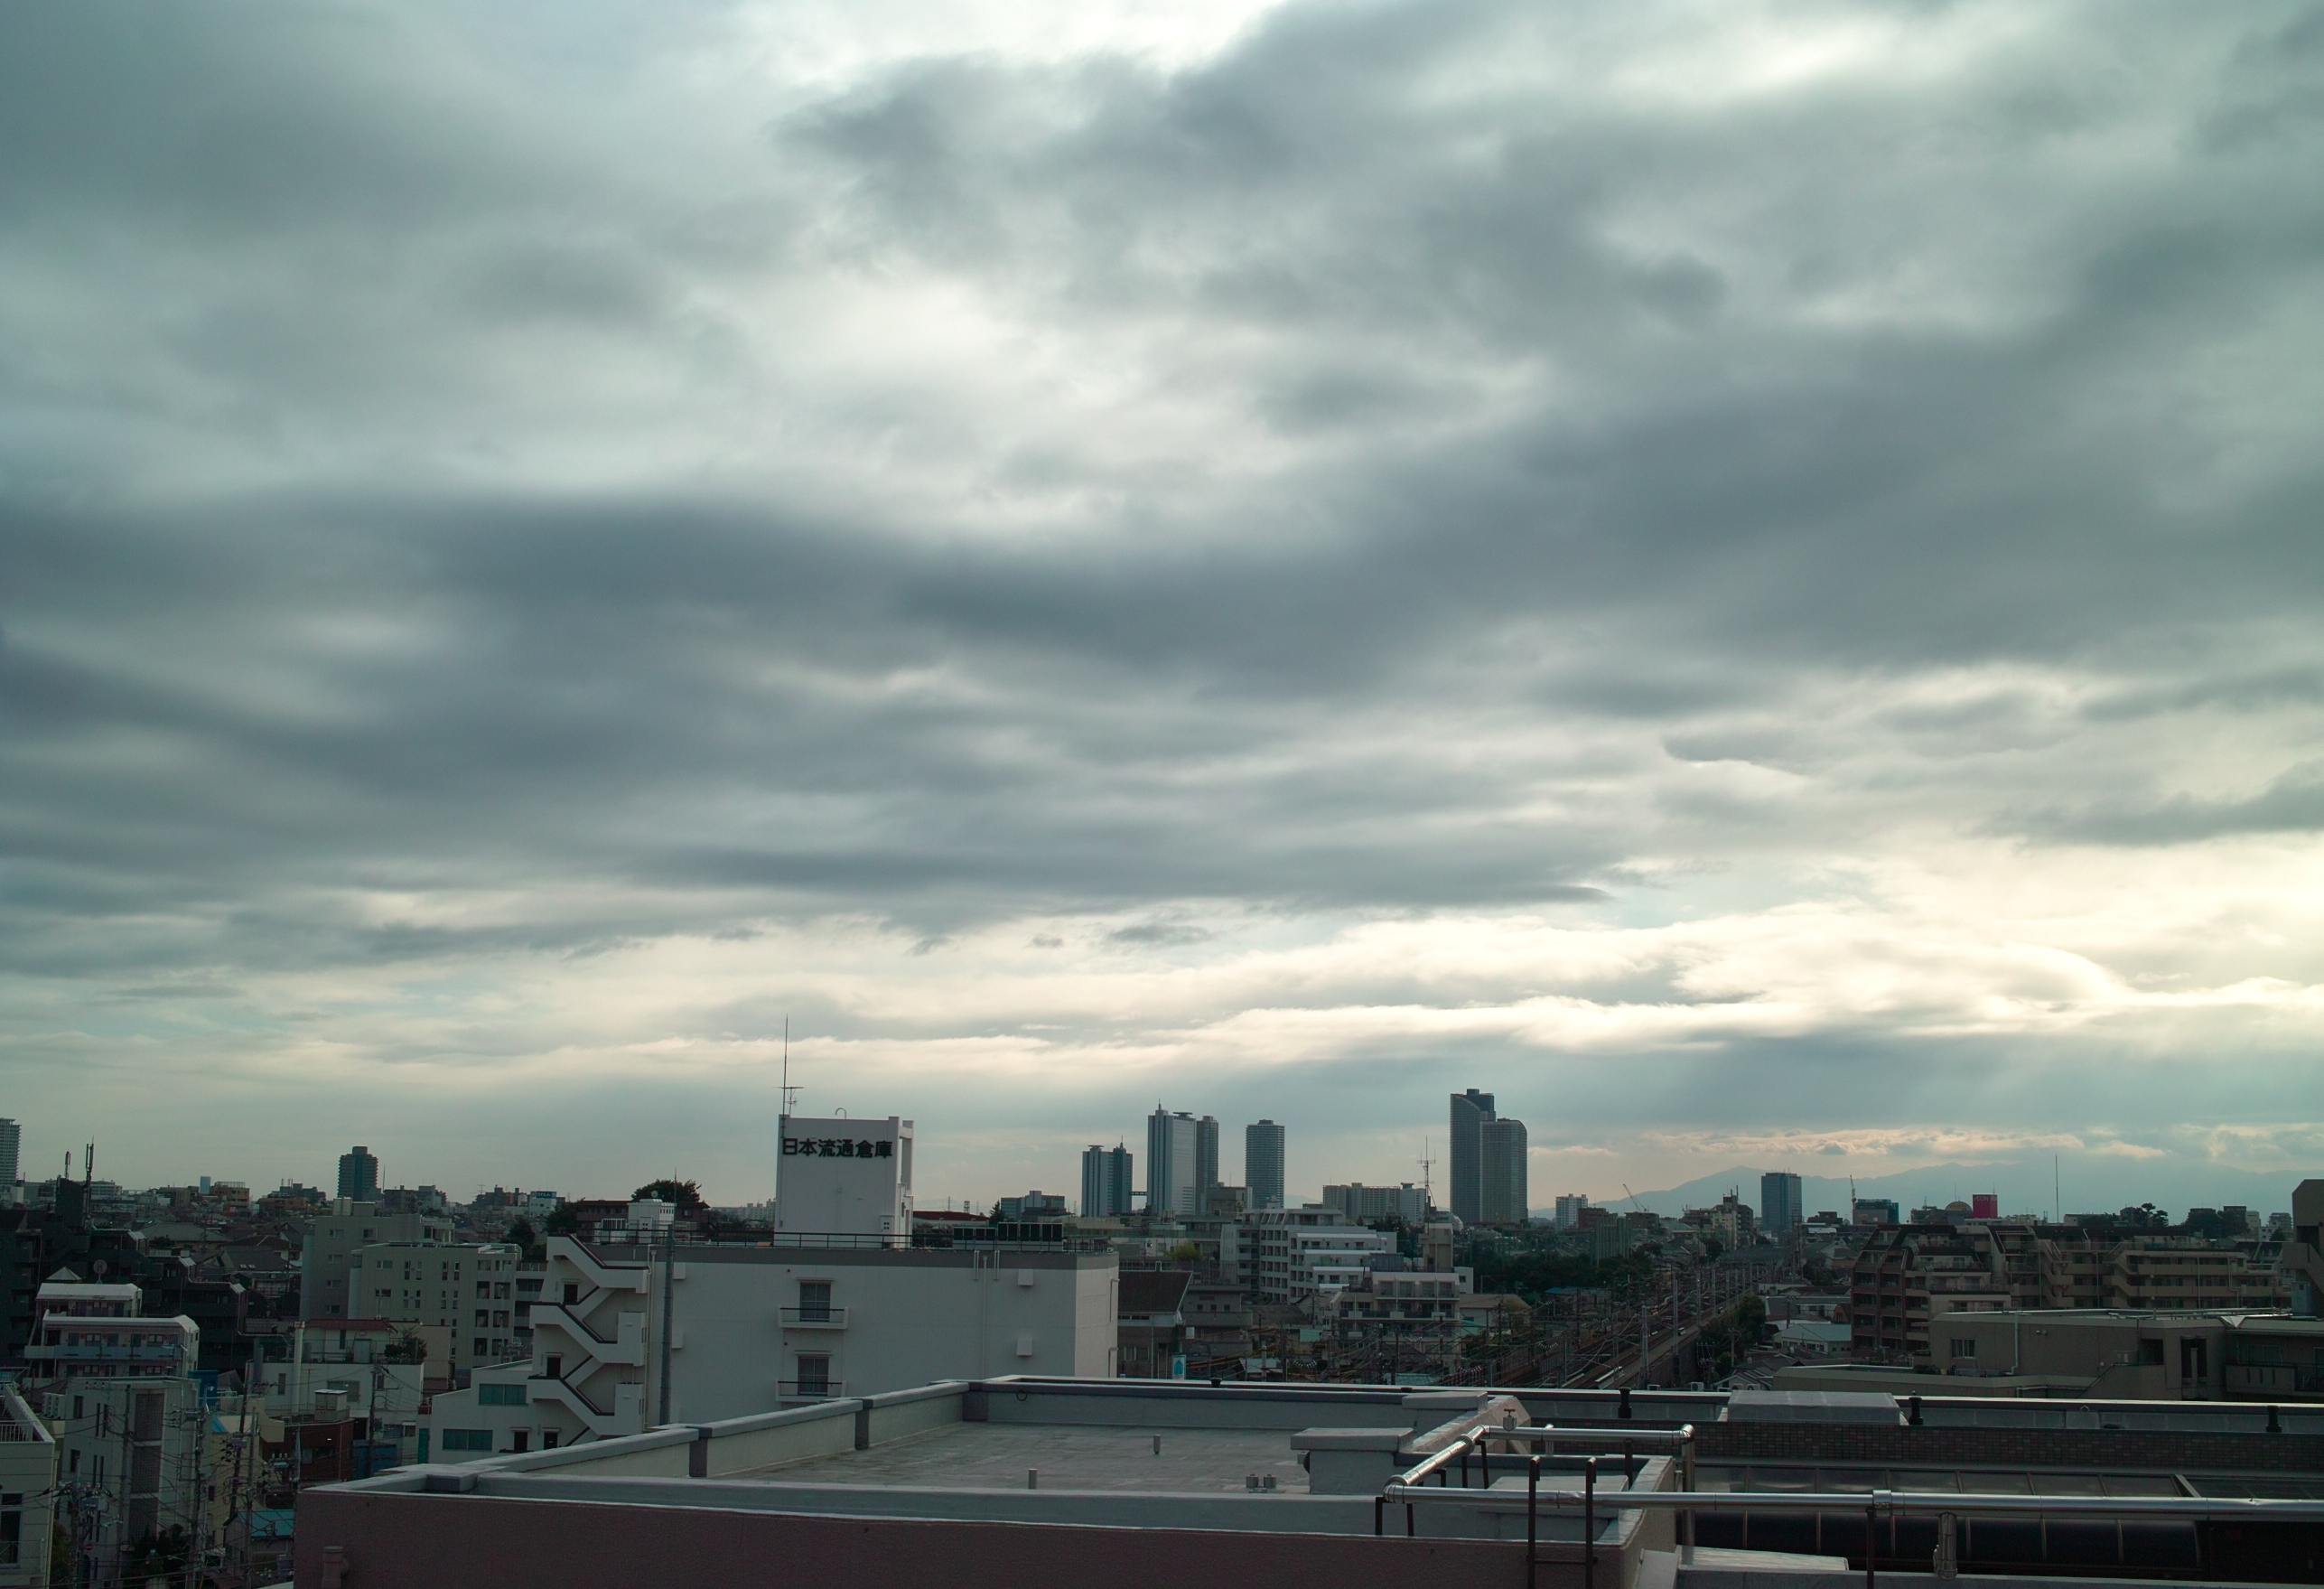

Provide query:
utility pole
left=657, top=1216, right=677, bottom=1425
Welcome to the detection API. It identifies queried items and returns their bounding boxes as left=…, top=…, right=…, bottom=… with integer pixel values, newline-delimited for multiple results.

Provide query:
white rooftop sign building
left=776, top=1115, right=913, bottom=1239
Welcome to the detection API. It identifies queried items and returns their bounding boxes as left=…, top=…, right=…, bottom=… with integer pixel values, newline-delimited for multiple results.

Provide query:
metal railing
left=777, top=1379, right=846, bottom=1400
left=1380, top=1425, right=2324, bottom=1589
left=1376, top=1422, right=1697, bottom=1589
left=779, top=1305, right=850, bottom=1328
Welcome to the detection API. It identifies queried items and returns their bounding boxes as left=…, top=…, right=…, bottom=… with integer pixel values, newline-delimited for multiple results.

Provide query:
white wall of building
left=776, top=1117, right=913, bottom=1238
left=355, top=1241, right=525, bottom=1374
left=0, top=1390, right=56, bottom=1589
left=431, top=1237, right=1120, bottom=1453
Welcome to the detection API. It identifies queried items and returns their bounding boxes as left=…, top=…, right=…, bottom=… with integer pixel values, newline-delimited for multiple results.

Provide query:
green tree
left=508, top=1215, right=546, bottom=1261
left=633, top=1178, right=706, bottom=1212
left=544, top=1201, right=580, bottom=1238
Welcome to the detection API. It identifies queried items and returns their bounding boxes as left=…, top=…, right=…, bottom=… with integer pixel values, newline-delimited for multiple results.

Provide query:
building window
left=480, top=1384, right=527, bottom=1407
left=798, top=1281, right=832, bottom=1323
left=474, top=1338, right=490, bottom=1358
left=441, top=1429, right=492, bottom=1452
left=795, top=1355, right=831, bottom=1394
left=1, top=1491, right=18, bottom=1566
left=1949, top=1340, right=1975, bottom=1358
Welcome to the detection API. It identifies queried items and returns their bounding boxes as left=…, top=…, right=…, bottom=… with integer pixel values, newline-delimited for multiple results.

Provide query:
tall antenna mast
left=1417, top=1138, right=1434, bottom=1201
left=779, top=1016, right=800, bottom=1120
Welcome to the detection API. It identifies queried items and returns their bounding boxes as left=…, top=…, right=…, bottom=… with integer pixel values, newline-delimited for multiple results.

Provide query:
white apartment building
left=1237, top=1208, right=1395, bottom=1305
left=47, top=1377, right=208, bottom=1575
left=354, top=1241, right=525, bottom=1375
left=422, top=1235, right=1120, bottom=1457
left=23, top=1281, right=200, bottom=1382
left=25, top=1283, right=204, bottom=1584
left=299, top=1201, right=455, bottom=1319
left=0, top=1390, right=57, bottom=1589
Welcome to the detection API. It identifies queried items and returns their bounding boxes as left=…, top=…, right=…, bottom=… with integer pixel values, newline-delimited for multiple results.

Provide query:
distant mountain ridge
left=1542, top=1157, right=2307, bottom=1224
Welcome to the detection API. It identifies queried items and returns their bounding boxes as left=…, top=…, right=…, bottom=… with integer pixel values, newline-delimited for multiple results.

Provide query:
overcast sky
left=5, top=1, right=2323, bottom=1214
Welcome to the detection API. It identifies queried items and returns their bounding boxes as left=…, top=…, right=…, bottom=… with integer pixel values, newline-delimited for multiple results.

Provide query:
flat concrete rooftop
left=752, top=1421, right=1312, bottom=1493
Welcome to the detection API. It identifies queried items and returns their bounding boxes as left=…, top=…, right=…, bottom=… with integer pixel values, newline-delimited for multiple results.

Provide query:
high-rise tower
left=1479, top=1117, right=1528, bottom=1226
left=1145, top=1109, right=1200, bottom=1218
left=1761, top=1172, right=1803, bottom=1235
left=1245, top=1120, right=1285, bottom=1211
left=1448, top=1089, right=1494, bottom=1224
left=1194, top=1116, right=1220, bottom=1203
left=1080, top=1143, right=1134, bottom=1217
left=337, top=1145, right=380, bottom=1202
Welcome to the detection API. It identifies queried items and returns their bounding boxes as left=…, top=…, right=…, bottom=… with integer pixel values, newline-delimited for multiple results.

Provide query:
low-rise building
left=1237, top=1208, right=1395, bottom=1305
left=1852, top=1221, right=2288, bottom=1363
left=0, top=1389, right=57, bottom=1588
left=297, top=1201, right=453, bottom=1319
left=23, top=1282, right=203, bottom=1583
left=1321, top=1183, right=1428, bottom=1224
left=1929, top=1308, right=2324, bottom=1401
left=421, top=1233, right=1119, bottom=1456
left=353, top=1240, right=525, bottom=1376
left=1117, top=1270, right=1192, bottom=1377
left=23, top=1281, right=199, bottom=1380
left=1180, top=1281, right=1251, bottom=1374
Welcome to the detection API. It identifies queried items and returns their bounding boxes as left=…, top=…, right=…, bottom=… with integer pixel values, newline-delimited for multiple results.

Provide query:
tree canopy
left=632, top=1178, right=706, bottom=1211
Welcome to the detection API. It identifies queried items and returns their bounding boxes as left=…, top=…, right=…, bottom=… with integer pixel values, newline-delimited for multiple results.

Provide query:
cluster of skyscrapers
left=1080, top=1111, right=1286, bottom=1217
left=1078, top=1089, right=1535, bottom=1229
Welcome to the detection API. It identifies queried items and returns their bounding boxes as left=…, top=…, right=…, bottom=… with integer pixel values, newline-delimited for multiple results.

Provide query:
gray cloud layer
left=4, top=1, right=2322, bottom=1201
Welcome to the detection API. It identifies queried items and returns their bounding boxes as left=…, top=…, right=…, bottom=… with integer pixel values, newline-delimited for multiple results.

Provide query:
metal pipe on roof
left=1378, top=1483, right=2324, bottom=1523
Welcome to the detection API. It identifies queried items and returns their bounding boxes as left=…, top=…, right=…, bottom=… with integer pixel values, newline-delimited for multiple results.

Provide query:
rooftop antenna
left=779, top=1016, right=799, bottom=1121
left=1417, top=1138, right=1434, bottom=1201
left=83, top=1142, right=94, bottom=1186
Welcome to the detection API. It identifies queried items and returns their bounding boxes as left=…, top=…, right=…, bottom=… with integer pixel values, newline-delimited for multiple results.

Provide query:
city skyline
left=2, top=1110, right=2303, bottom=1228
left=5, top=4, right=2322, bottom=1206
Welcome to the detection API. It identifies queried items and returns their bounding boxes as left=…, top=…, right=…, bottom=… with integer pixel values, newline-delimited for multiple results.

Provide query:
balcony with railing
left=24, top=1340, right=190, bottom=1365
left=778, top=1379, right=846, bottom=1402
left=779, top=1305, right=849, bottom=1330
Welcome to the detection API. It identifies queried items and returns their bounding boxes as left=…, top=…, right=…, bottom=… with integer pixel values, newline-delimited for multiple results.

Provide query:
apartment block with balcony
left=21, top=1282, right=199, bottom=1379
left=1237, top=1209, right=1395, bottom=1305
left=1853, top=1222, right=2292, bottom=1367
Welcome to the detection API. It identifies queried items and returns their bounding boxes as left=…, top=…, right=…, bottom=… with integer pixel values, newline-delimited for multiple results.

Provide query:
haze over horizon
left=5, top=2, right=2323, bottom=1211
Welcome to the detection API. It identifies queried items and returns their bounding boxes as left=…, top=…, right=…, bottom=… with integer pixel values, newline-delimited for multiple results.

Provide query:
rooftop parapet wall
left=1695, top=1418, right=2324, bottom=1474
left=294, top=1490, right=1579, bottom=1589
